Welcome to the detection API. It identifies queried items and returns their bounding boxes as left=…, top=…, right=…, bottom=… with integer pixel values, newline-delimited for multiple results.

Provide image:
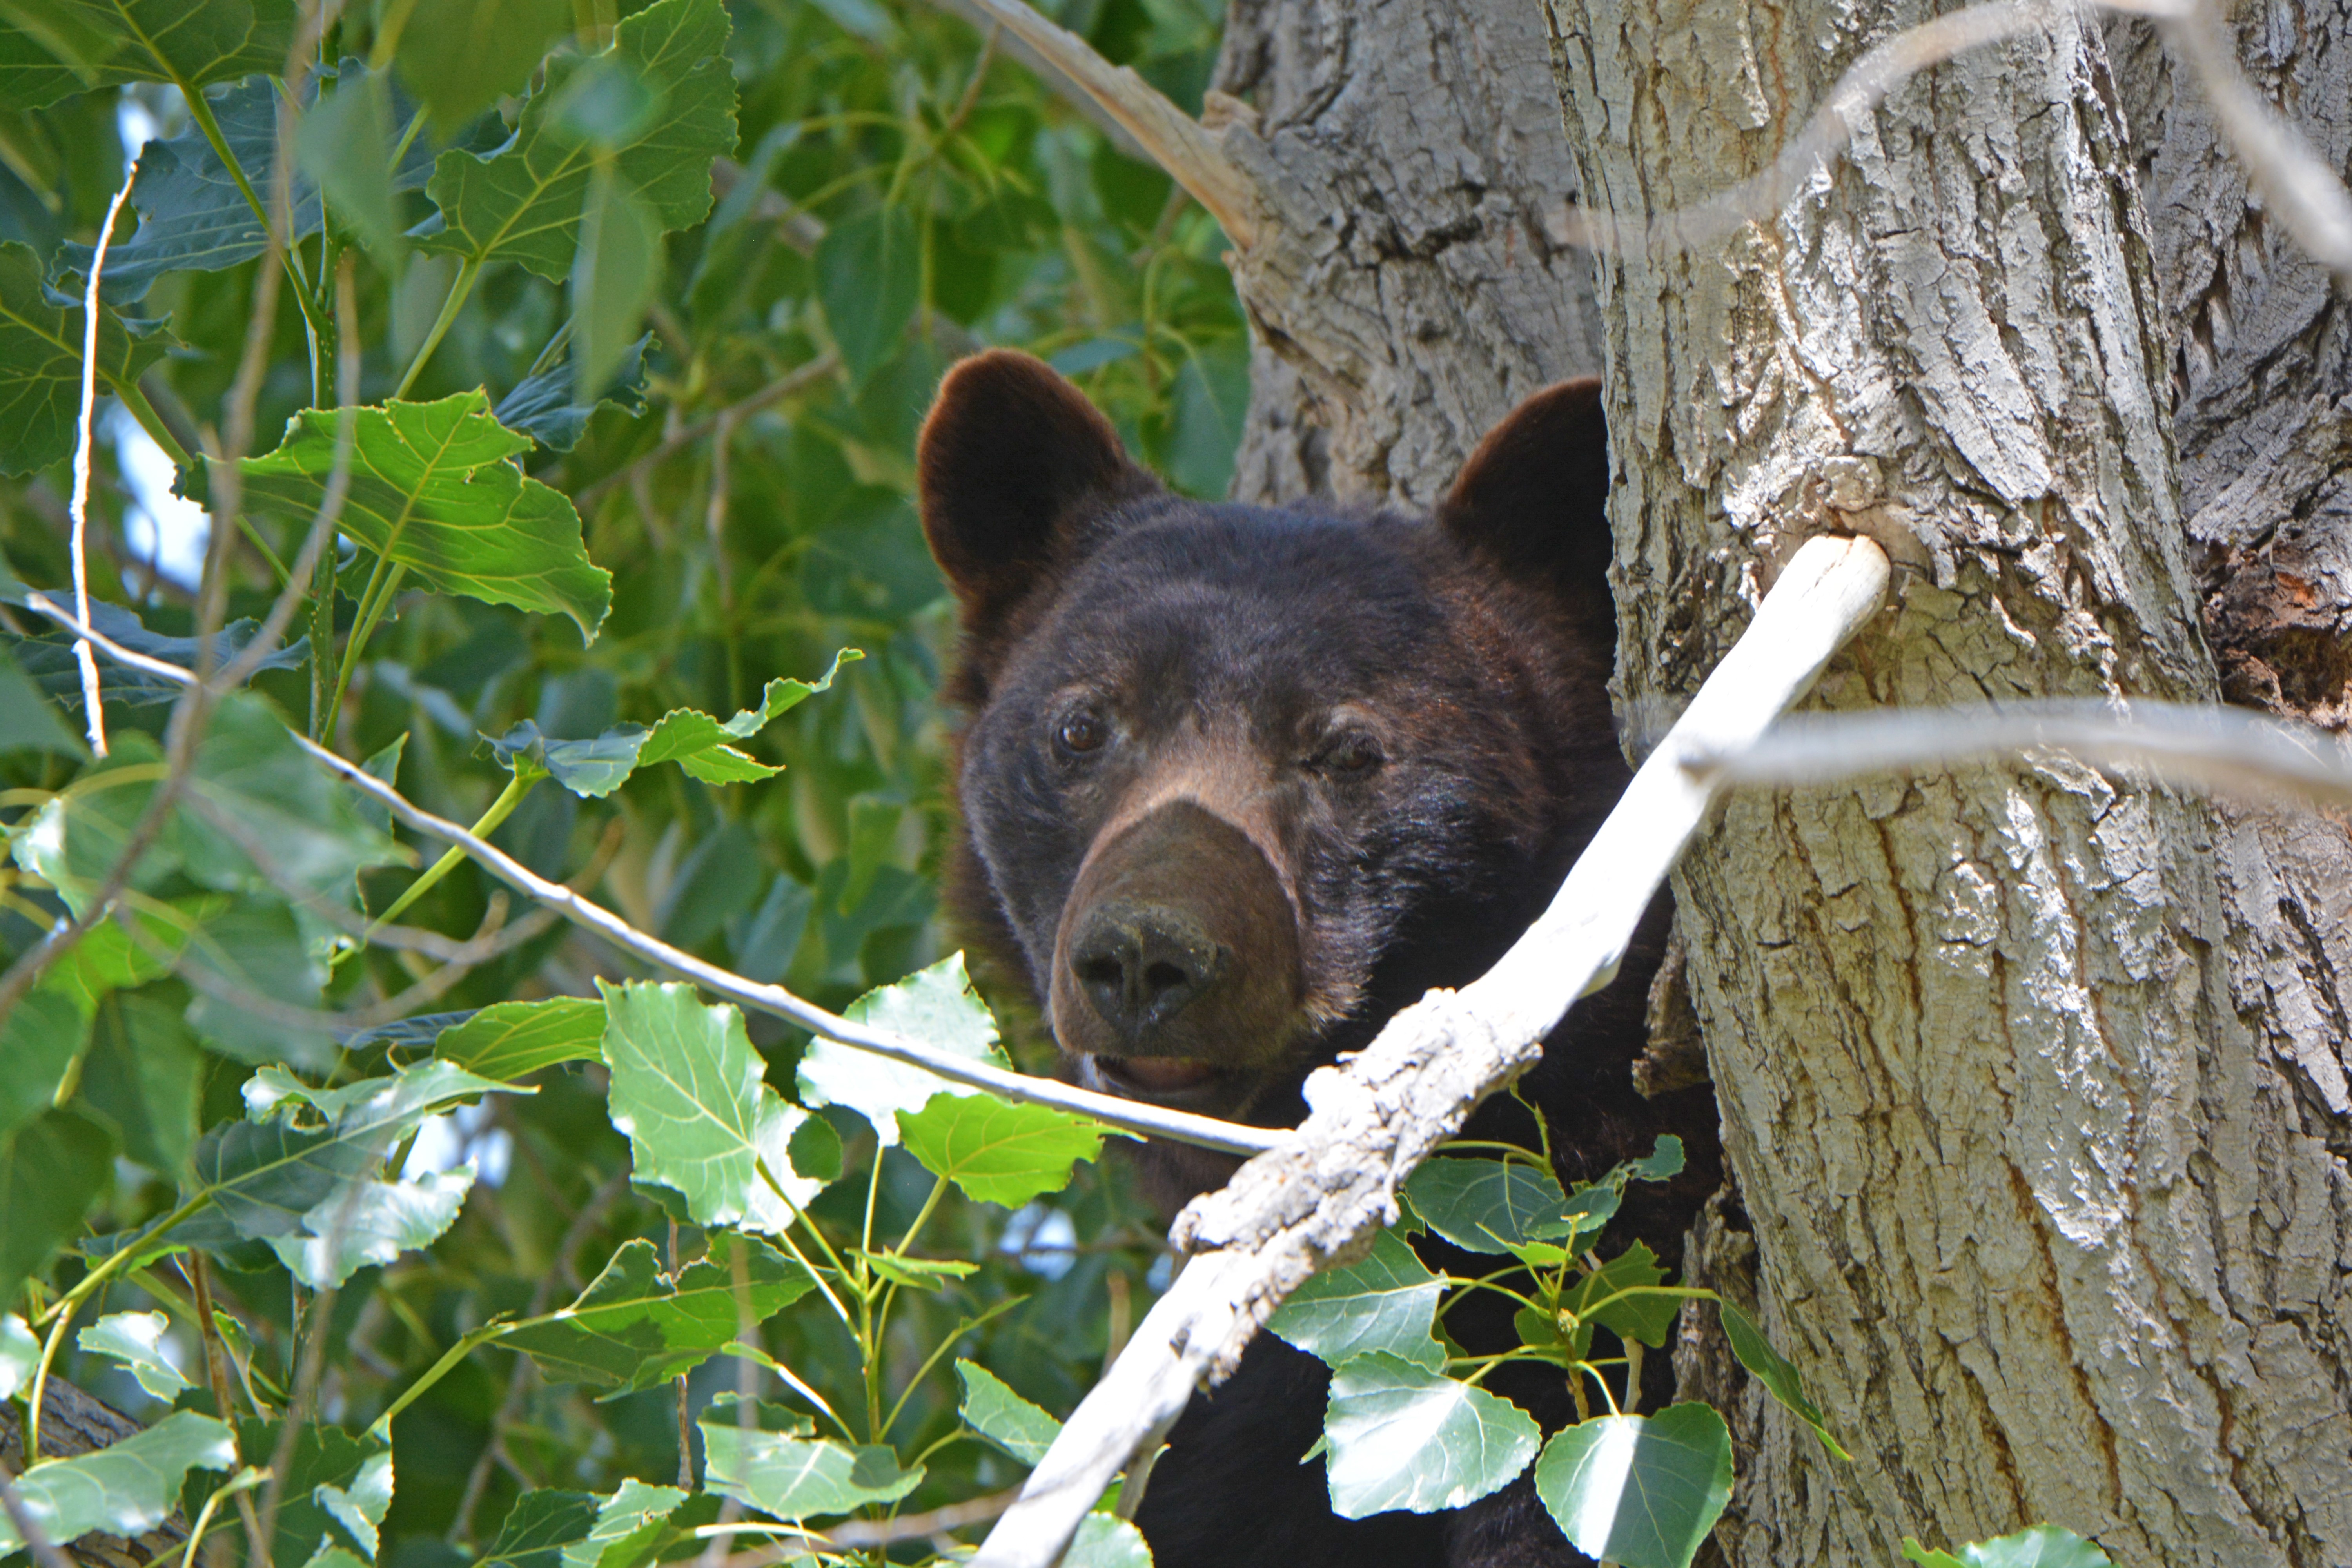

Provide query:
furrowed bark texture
left=1207, top=0, right=1606, bottom=506
left=1537, top=4, right=2352, bottom=1566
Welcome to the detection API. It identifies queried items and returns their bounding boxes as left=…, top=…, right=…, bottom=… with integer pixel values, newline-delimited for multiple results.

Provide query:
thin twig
left=69, top=174, right=137, bottom=759
left=572, top=355, right=840, bottom=512
left=708, top=1488, right=1022, bottom=1561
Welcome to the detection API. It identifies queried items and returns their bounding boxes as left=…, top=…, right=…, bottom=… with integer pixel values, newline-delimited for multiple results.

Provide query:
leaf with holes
left=1533, top=1404, right=1733, bottom=1568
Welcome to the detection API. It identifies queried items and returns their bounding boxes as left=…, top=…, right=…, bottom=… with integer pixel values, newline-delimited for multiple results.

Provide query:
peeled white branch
left=968, top=534, right=1894, bottom=1568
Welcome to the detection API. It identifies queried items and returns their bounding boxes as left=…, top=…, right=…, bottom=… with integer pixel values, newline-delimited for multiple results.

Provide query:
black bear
left=916, top=350, right=1718, bottom=1568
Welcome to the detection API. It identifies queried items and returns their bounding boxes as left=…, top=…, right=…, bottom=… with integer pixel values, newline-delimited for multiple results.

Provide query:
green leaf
left=0, top=239, right=171, bottom=475
left=418, top=0, right=736, bottom=279
left=494, top=331, right=650, bottom=451
left=0, top=985, right=90, bottom=1141
left=503, top=1232, right=815, bottom=1395
left=1717, top=1299, right=1851, bottom=1461
left=1564, top=1242, right=1679, bottom=1351
left=955, top=1360, right=1061, bottom=1465
left=1402, top=1158, right=1574, bottom=1253
left=572, top=167, right=662, bottom=416
left=635, top=648, right=860, bottom=782
left=1321, top=1352, right=1540, bottom=1518
left=268, top=1163, right=477, bottom=1289
left=0, top=1106, right=114, bottom=1307
left=1900, top=1526, right=2115, bottom=1568
left=486, top=718, right=646, bottom=797
left=699, top=1422, right=921, bottom=1522
left=0, top=1311, right=36, bottom=1398
left=40, top=900, right=209, bottom=1013
left=179, top=895, right=335, bottom=1070
left=213, top=393, right=612, bottom=642
left=860, top=1250, right=975, bottom=1290
left=394, top=0, right=572, bottom=131
left=1533, top=1403, right=1734, bottom=1568
left=556, top=1480, right=688, bottom=1568
left=434, top=996, right=607, bottom=1079
left=231, top=1420, right=391, bottom=1568
left=479, top=1490, right=603, bottom=1568
left=1063, top=1513, right=1153, bottom=1568
left=597, top=979, right=832, bottom=1231
left=899, top=1092, right=1106, bottom=1209
left=180, top=689, right=407, bottom=902
left=0, top=1411, right=236, bottom=1552
left=0, top=599, right=306, bottom=711
left=796, top=952, right=1006, bottom=1145
left=0, top=642, right=83, bottom=755
left=1269, top=1230, right=1446, bottom=1373
left=297, top=66, right=402, bottom=261
left=0, top=0, right=296, bottom=110
left=816, top=207, right=918, bottom=382
left=78, top=991, right=204, bottom=1176
left=77, top=1309, right=191, bottom=1400
left=1626, top=1134, right=1686, bottom=1183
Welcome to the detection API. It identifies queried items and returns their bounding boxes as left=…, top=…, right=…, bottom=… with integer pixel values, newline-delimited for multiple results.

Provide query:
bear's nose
left=1068, top=903, right=1228, bottom=1040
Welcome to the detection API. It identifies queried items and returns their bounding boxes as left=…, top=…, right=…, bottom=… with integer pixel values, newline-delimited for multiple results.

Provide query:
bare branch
left=967, top=535, right=1894, bottom=1568
left=69, top=174, right=137, bottom=758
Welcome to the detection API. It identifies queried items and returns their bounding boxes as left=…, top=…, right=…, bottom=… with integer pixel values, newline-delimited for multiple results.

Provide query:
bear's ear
left=918, top=350, right=1157, bottom=633
left=1436, top=377, right=1616, bottom=645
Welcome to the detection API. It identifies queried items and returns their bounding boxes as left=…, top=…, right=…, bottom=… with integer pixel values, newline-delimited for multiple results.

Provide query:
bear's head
left=919, top=350, right=1626, bottom=1156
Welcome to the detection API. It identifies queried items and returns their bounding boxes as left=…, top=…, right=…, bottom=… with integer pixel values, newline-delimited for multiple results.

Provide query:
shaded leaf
left=1900, top=1526, right=2115, bottom=1568
left=0, top=641, right=80, bottom=754
left=479, top=1490, right=602, bottom=1568
left=955, top=1360, right=1060, bottom=1465
left=1533, top=1404, right=1733, bottom=1568
left=1564, top=1242, right=1678, bottom=1351
left=0, top=1411, right=235, bottom=1552
left=433, top=996, right=606, bottom=1079
left=1717, top=1299, right=1851, bottom=1461
left=0, top=239, right=171, bottom=475
left=0, top=985, right=91, bottom=1142
left=417, top=0, right=736, bottom=279
left=796, top=952, right=1006, bottom=1145
left=212, top=393, right=612, bottom=642
left=487, top=718, right=645, bottom=797
left=1269, top=1229, right=1445, bottom=1373
left=494, top=331, right=649, bottom=451
left=178, top=895, right=334, bottom=1070
left=898, top=1092, right=1105, bottom=1210
left=297, top=66, right=401, bottom=261
left=1626, top=1134, right=1685, bottom=1183
left=394, top=0, right=573, bottom=132
left=78, top=1309, right=191, bottom=1400
left=572, top=168, right=661, bottom=417
left=699, top=1420, right=920, bottom=1522
left=0, top=0, right=296, bottom=111
left=1402, top=1158, right=1573, bottom=1254
left=231, top=1420, right=390, bottom=1568
left=0, top=1105, right=114, bottom=1307
left=0, top=597, right=306, bottom=710
left=599, top=979, right=830, bottom=1231
left=503, top=1232, right=815, bottom=1395
left=815, top=207, right=917, bottom=383
left=1322, top=1352, right=1539, bottom=1518
left=78, top=991, right=204, bottom=1176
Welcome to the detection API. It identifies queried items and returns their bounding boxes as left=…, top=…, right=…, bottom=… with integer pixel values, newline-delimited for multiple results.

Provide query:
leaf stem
left=116, top=382, right=192, bottom=469
left=392, top=257, right=482, bottom=398
left=319, top=557, right=406, bottom=745
left=368, top=1320, right=518, bottom=1440
left=179, top=85, right=328, bottom=348
left=360, top=764, right=537, bottom=938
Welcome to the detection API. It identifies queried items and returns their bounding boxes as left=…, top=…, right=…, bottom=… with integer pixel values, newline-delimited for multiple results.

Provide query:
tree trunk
left=1205, top=0, right=2352, bottom=1561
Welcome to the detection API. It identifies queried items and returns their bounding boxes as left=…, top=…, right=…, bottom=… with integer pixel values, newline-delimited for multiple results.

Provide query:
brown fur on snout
left=1049, top=800, right=1304, bottom=1073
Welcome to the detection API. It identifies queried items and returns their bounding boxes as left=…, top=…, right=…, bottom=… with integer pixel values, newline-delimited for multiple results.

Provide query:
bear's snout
left=1047, top=799, right=1302, bottom=1109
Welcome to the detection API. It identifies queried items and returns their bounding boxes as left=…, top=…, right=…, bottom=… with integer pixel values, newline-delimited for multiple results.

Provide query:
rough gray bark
left=1201, top=0, right=2352, bottom=1563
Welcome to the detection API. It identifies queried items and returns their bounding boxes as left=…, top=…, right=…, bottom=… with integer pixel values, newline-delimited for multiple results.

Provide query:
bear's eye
left=1314, top=731, right=1385, bottom=777
left=1054, top=710, right=1109, bottom=758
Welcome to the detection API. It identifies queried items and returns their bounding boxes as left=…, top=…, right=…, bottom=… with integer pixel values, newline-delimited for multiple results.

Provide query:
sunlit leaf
left=0, top=1105, right=114, bottom=1307
left=635, top=648, right=860, bottom=781
left=0, top=239, right=171, bottom=475
left=0, top=0, right=296, bottom=110
left=597, top=980, right=832, bottom=1232
left=1533, top=1404, right=1733, bottom=1568
left=1717, top=1299, right=1851, bottom=1461
left=268, top=1163, right=477, bottom=1289
left=555, top=1480, right=687, bottom=1568
left=417, top=0, right=736, bottom=279
left=955, top=1360, right=1061, bottom=1465
left=211, top=393, right=613, bottom=642
left=432, top=996, right=607, bottom=1079
left=0, top=1311, right=35, bottom=1398
left=78, top=1309, right=191, bottom=1400
left=699, top=1419, right=921, bottom=1522
left=1626, top=1134, right=1686, bottom=1183
left=1900, top=1526, right=2116, bottom=1568
left=796, top=952, right=1006, bottom=1145
left=0, top=1411, right=235, bottom=1552
left=1321, top=1352, right=1539, bottom=1518
left=1269, top=1229, right=1446, bottom=1372
left=1402, top=1157, right=1574, bottom=1253
left=899, top=1092, right=1106, bottom=1210
left=1063, top=1513, right=1153, bottom=1568
left=504, top=1232, right=815, bottom=1395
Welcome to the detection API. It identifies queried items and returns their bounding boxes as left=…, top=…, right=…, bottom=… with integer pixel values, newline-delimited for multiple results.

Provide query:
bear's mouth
left=1084, top=1054, right=1229, bottom=1103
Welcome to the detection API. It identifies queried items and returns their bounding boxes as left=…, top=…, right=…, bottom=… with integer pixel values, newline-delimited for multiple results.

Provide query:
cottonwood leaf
left=230, top=1419, right=390, bottom=1568
left=494, top=332, right=649, bottom=450
left=555, top=1480, right=687, bottom=1568
left=1063, top=1514, right=1152, bottom=1568
left=955, top=1360, right=1062, bottom=1465
left=0, top=1411, right=236, bottom=1552
left=1717, top=1299, right=1851, bottom=1461
left=699, top=1421, right=920, bottom=1522
left=433, top=996, right=607, bottom=1080
left=485, top=718, right=646, bottom=797
left=0, top=240, right=169, bottom=474
left=1563, top=1242, right=1679, bottom=1351
left=572, top=169, right=662, bottom=416
left=0, top=642, right=80, bottom=755
left=634, top=648, right=860, bottom=782
left=79, top=992, right=204, bottom=1176
left=1402, top=1158, right=1574, bottom=1253
left=898, top=1092, right=1105, bottom=1209
left=816, top=207, right=917, bottom=382
left=503, top=1233, right=815, bottom=1395
left=0, top=597, right=305, bottom=710
left=477, top=1490, right=601, bottom=1568
left=0, top=1107, right=114, bottom=1307
left=39, top=901, right=210, bottom=1013
left=1533, top=1404, right=1733, bottom=1568
left=208, top=393, right=612, bottom=642
left=1900, top=1526, right=2115, bottom=1568
left=598, top=980, right=832, bottom=1232
left=1269, top=1229, right=1446, bottom=1372
left=1322, top=1352, right=1539, bottom=1518
left=417, top=0, right=735, bottom=279
left=796, top=952, right=1006, bottom=1145
left=0, top=1312, right=35, bottom=1398
left=0, top=986, right=91, bottom=1143
left=268, top=1164, right=477, bottom=1289
left=0, top=0, right=296, bottom=110
left=394, top=0, right=573, bottom=132
left=78, top=1310, right=191, bottom=1400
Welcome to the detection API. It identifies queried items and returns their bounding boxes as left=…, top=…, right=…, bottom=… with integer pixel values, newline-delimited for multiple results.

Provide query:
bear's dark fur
left=917, top=350, right=1719, bottom=1568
